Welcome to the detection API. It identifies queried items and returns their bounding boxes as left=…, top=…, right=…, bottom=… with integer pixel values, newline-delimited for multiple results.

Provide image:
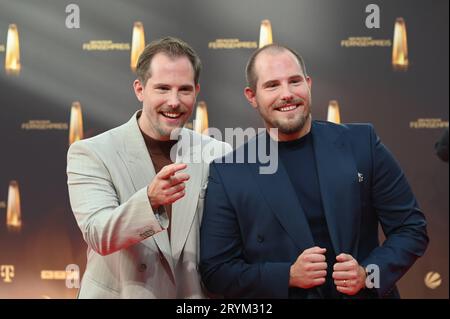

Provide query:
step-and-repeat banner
left=0, top=0, right=448, bottom=298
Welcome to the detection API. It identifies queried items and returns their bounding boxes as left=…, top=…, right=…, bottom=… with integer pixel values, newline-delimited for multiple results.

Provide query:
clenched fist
left=289, top=246, right=328, bottom=289
left=333, top=253, right=366, bottom=295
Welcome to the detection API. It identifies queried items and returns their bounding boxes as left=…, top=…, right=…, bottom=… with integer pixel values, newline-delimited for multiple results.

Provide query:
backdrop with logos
left=0, top=0, right=448, bottom=298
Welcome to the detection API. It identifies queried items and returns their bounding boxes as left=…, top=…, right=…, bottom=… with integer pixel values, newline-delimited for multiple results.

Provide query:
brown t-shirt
left=141, top=130, right=177, bottom=239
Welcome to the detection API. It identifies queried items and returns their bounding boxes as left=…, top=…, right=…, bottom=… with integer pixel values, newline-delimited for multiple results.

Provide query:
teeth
left=278, top=105, right=298, bottom=112
left=162, top=112, right=181, bottom=118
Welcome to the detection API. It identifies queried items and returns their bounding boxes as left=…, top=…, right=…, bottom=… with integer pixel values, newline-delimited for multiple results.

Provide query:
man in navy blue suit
left=199, top=44, right=428, bottom=298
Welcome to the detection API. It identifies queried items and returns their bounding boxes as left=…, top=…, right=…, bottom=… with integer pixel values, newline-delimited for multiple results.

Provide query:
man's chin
left=159, top=124, right=186, bottom=139
left=275, top=120, right=306, bottom=135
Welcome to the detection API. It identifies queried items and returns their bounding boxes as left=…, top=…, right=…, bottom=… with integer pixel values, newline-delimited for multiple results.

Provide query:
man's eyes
left=264, top=79, right=302, bottom=89
left=154, top=86, right=193, bottom=92
left=265, top=82, right=279, bottom=89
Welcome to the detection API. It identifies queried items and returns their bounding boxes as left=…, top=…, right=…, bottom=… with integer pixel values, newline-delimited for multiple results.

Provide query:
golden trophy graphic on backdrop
left=6, top=180, right=22, bottom=232
left=194, top=101, right=209, bottom=135
left=327, top=100, right=341, bottom=124
left=130, top=21, right=146, bottom=72
left=5, top=24, right=21, bottom=75
left=392, top=17, right=409, bottom=71
left=69, top=101, right=84, bottom=145
left=259, top=19, right=273, bottom=48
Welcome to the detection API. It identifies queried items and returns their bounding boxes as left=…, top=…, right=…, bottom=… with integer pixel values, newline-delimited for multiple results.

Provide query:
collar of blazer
left=116, top=111, right=204, bottom=270
left=246, top=121, right=361, bottom=257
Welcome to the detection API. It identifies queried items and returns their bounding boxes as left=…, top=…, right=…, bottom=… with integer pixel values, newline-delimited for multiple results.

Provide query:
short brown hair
left=246, top=44, right=307, bottom=91
left=136, top=36, right=202, bottom=86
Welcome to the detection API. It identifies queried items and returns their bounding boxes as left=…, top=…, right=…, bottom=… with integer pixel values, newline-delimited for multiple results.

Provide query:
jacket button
left=257, top=235, right=264, bottom=243
left=138, top=263, right=147, bottom=272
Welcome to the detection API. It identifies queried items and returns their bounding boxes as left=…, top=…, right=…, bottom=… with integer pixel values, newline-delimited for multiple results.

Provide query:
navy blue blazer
left=200, top=121, right=428, bottom=298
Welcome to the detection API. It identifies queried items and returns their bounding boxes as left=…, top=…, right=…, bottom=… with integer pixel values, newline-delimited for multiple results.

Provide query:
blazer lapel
left=312, top=122, right=361, bottom=257
left=247, top=133, right=316, bottom=253
left=171, top=129, right=203, bottom=263
left=116, top=111, right=175, bottom=274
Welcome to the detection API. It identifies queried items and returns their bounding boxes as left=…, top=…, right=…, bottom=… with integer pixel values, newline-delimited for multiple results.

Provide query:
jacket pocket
left=78, top=275, right=120, bottom=299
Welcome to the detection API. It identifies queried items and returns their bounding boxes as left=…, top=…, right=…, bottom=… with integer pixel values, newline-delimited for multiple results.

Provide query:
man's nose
left=167, top=91, right=181, bottom=108
left=280, top=84, right=294, bottom=101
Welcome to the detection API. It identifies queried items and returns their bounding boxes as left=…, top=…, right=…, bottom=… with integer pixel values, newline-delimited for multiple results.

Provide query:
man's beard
left=260, top=97, right=312, bottom=135
left=154, top=119, right=187, bottom=140
left=155, top=106, right=188, bottom=137
left=272, top=111, right=310, bottom=134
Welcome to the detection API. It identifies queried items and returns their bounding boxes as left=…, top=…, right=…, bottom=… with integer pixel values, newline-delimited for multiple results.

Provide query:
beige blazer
left=67, top=111, right=231, bottom=298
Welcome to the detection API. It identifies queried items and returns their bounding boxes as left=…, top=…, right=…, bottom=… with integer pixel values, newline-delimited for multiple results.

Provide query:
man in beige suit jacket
left=67, top=37, right=230, bottom=298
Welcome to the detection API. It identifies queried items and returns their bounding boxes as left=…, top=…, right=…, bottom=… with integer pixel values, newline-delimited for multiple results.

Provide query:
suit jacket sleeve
left=200, top=162, right=291, bottom=298
left=67, top=140, right=166, bottom=256
left=360, top=125, right=429, bottom=297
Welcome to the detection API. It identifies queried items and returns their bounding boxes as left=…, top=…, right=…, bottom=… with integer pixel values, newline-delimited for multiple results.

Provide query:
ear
left=306, top=76, right=312, bottom=91
left=133, top=79, right=145, bottom=102
left=195, top=83, right=201, bottom=97
left=244, top=87, right=258, bottom=109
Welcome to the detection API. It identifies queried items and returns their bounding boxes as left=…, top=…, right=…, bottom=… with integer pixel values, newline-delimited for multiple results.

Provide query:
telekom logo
left=0, top=265, right=15, bottom=283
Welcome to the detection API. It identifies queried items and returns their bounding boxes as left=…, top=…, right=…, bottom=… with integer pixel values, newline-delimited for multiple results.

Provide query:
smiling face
left=244, top=49, right=312, bottom=141
left=134, top=52, right=200, bottom=141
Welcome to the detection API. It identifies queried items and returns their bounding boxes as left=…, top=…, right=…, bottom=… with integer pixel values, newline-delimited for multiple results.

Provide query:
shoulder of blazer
left=184, top=128, right=233, bottom=161
left=189, top=128, right=229, bottom=148
left=313, top=120, right=374, bottom=134
left=312, top=120, right=376, bottom=145
left=68, top=111, right=141, bottom=158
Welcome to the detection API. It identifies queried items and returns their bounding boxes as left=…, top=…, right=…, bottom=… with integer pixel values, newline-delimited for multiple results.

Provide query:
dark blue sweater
left=278, top=131, right=339, bottom=298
